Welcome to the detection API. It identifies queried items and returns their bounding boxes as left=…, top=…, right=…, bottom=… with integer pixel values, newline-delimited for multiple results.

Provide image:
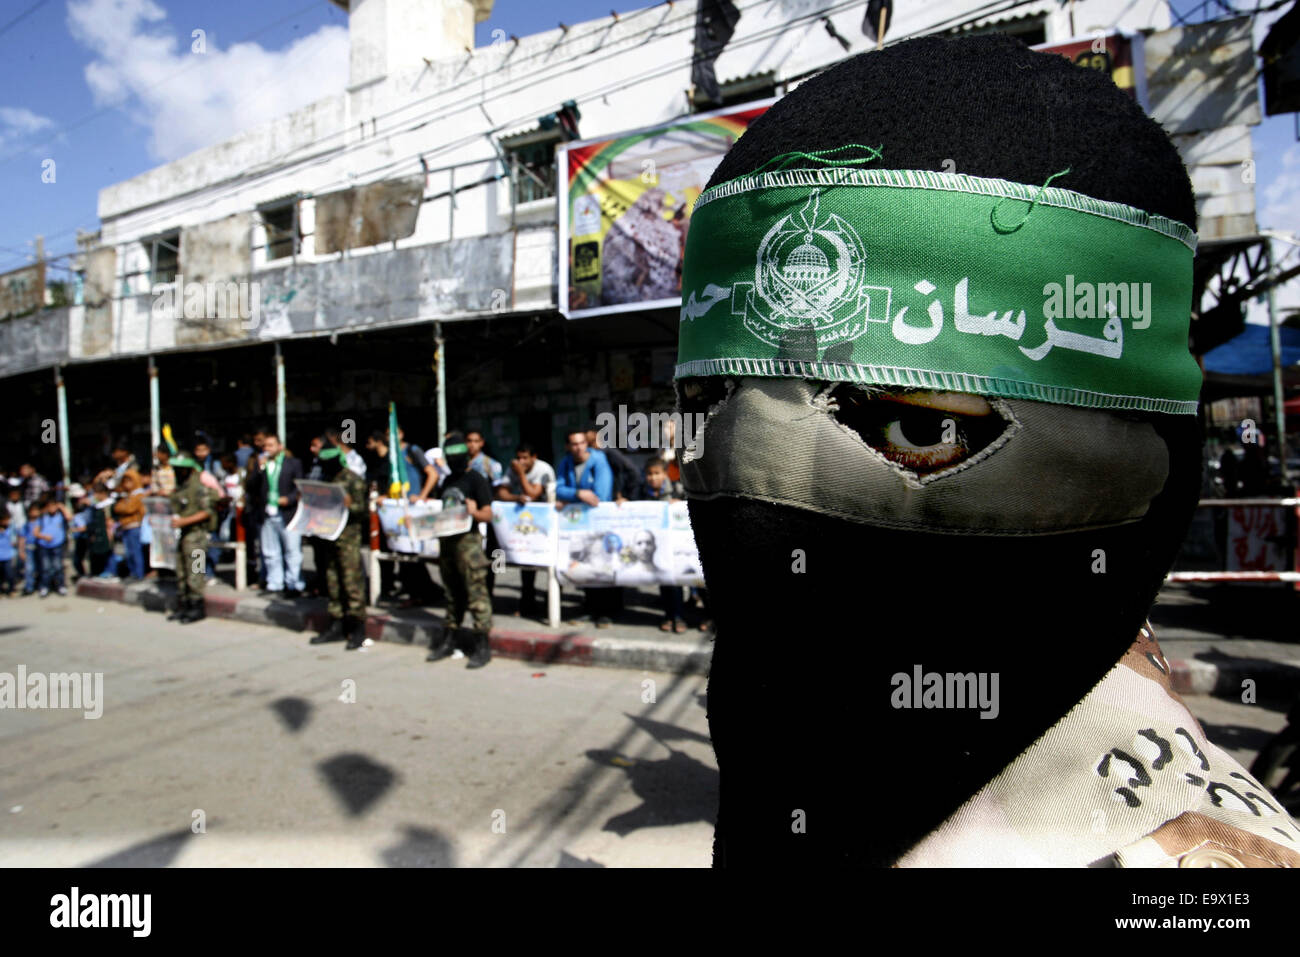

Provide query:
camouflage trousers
left=438, top=531, right=492, bottom=632
left=320, top=527, right=366, bottom=620
left=176, top=529, right=210, bottom=602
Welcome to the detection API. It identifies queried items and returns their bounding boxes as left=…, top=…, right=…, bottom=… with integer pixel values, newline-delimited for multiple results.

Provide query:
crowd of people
left=0, top=419, right=713, bottom=644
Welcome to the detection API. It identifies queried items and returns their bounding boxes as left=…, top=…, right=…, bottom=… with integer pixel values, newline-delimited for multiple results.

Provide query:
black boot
left=310, top=617, right=347, bottom=644
left=426, top=626, right=458, bottom=662
left=167, top=596, right=187, bottom=621
left=180, top=597, right=206, bottom=624
left=344, top=616, right=369, bottom=651
left=466, top=630, right=492, bottom=669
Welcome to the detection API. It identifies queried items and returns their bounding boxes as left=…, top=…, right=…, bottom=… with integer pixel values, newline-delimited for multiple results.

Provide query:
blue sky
left=0, top=0, right=1297, bottom=285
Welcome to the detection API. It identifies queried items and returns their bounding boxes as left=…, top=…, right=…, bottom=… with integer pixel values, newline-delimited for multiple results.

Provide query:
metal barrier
left=1166, top=495, right=1300, bottom=587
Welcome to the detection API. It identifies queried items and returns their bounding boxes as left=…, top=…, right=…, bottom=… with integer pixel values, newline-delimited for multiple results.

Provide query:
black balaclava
left=443, top=432, right=470, bottom=476
left=679, top=34, right=1203, bottom=867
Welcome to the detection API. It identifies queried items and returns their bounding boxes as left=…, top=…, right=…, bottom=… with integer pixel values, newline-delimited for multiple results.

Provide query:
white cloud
left=67, top=0, right=349, bottom=161
left=0, top=106, right=55, bottom=150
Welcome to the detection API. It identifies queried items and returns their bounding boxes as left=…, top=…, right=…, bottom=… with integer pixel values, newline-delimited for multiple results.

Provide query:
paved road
left=0, top=595, right=715, bottom=867
left=1, top=593, right=1290, bottom=867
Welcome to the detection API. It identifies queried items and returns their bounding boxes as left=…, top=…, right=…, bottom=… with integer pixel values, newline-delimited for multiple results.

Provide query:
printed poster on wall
left=558, top=99, right=773, bottom=319
left=144, top=497, right=178, bottom=570
left=556, top=501, right=704, bottom=587
left=490, top=501, right=559, bottom=568
left=288, top=480, right=348, bottom=541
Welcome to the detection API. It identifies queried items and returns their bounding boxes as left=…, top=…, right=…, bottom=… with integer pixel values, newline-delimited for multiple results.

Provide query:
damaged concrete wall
left=0, top=230, right=516, bottom=376
left=0, top=306, right=69, bottom=378
left=1147, top=17, right=1261, bottom=242
left=175, top=213, right=254, bottom=346
left=80, top=246, right=117, bottom=358
left=0, top=262, right=45, bottom=320
left=313, top=175, right=424, bottom=254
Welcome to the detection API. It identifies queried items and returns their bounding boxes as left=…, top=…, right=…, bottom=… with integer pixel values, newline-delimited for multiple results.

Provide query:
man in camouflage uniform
left=426, top=433, right=494, bottom=669
left=310, top=447, right=371, bottom=650
left=168, top=452, right=212, bottom=624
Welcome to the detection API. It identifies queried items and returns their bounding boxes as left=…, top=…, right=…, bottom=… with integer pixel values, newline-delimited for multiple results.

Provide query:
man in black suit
left=244, top=433, right=305, bottom=596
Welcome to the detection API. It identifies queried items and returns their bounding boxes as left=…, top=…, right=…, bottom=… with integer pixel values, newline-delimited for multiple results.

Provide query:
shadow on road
left=318, top=753, right=400, bottom=817
left=84, top=827, right=194, bottom=867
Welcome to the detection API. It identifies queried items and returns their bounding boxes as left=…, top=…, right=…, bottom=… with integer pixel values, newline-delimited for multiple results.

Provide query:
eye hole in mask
left=828, top=384, right=1013, bottom=476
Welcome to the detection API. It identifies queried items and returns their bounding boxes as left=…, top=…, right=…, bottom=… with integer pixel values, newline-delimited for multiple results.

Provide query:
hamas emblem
left=737, top=190, right=891, bottom=347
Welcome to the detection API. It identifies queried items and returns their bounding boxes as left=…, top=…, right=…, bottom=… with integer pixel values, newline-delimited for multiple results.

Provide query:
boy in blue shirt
left=21, top=503, right=40, bottom=595
left=0, top=510, right=19, bottom=595
left=32, top=496, right=70, bottom=597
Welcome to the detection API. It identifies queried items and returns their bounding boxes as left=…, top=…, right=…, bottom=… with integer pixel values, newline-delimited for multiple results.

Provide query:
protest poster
left=287, top=480, right=348, bottom=541
left=144, top=497, right=178, bottom=570
left=556, top=501, right=703, bottom=587
left=490, top=501, right=559, bottom=568
left=377, top=499, right=441, bottom=558
left=1227, top=505, right=1288, bottom=572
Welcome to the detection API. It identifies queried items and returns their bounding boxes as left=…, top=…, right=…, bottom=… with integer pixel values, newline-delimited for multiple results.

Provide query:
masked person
left=168, top=451, right=213, bottom=624
left=676, top=34, right=1300, bottom=868
left=310, top=447, right=371, bottom=650
left=425, top=432, right=494, bottom=669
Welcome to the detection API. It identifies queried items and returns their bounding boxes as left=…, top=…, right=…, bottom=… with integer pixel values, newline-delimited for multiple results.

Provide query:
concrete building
left=5, top=0, right=1260, bottom=481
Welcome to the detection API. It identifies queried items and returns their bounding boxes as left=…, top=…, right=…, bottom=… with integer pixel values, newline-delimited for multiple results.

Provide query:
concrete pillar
left=274, top=341, right=287, bottom=443
left=54, top=366, right=70, bottom=483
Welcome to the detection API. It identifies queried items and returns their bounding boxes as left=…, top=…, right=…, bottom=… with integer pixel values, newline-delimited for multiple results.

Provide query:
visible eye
left=829, top=385, right=1009, bottom=475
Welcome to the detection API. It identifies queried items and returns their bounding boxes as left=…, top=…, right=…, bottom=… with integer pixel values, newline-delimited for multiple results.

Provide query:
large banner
left=556, top=501, right=704, bottom=587
left=1033, top=31, right=1147, bottom=108
left=144, top=497, right=178, bottom=570
left=558, top=100, right=773, bottom=319
left=490, top=501, right=560, bottom=568
left=288, top=480, right=348, bottom=541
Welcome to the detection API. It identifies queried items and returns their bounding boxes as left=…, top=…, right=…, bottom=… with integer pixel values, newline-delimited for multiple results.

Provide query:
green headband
left=443, top=443, right=469, bottom=456
left=677, top=166, right=1201, bottom=414
left=318, top=447, right=342, bottom=462
left=170, top=453, right=199, bottom=469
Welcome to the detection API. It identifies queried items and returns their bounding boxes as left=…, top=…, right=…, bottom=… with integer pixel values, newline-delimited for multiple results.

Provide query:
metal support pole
left=546, top=484, right=560, bottom=627
left=54, top=365, right=70, bottom=484
left=148, top=356, right=161, bottom=455
left=274, top=341, right=287, bottom=442
left=434, top=322, right=447, bottom=442
left=1266, top=239, right=1290, bottom=483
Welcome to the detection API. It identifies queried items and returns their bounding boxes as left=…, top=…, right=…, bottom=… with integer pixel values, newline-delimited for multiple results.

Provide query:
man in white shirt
left=497, top=442, right=556, bottom=618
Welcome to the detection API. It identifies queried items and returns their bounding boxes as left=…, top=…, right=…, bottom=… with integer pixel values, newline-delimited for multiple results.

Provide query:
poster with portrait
left=558, top=100, right=773, bottom=318
left=377, top=499, right=441, bottom=558
left=287, top=480, right=348, bottom=541
left=556, top=501, right=703, bottom=587
left=144, top=497, right=178, bottom=570
left=490, top=501, right=559, bottom=568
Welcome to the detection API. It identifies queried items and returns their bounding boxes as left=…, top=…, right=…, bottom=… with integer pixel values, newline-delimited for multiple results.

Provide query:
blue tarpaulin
left=1203, top=323, right=1300, bottom=375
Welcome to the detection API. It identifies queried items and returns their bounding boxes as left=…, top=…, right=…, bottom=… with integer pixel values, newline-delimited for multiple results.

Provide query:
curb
left=1168, top=657, right=1300, bottom=699
left=75, top=579, right=711, bottom=675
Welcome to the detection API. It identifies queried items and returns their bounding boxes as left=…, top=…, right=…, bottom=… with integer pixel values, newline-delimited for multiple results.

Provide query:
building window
left=260, top=200, right=300, bottom=260
left=150, top=232, right=179, bottom=286
left=502, top=132, right=561, bottom=206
